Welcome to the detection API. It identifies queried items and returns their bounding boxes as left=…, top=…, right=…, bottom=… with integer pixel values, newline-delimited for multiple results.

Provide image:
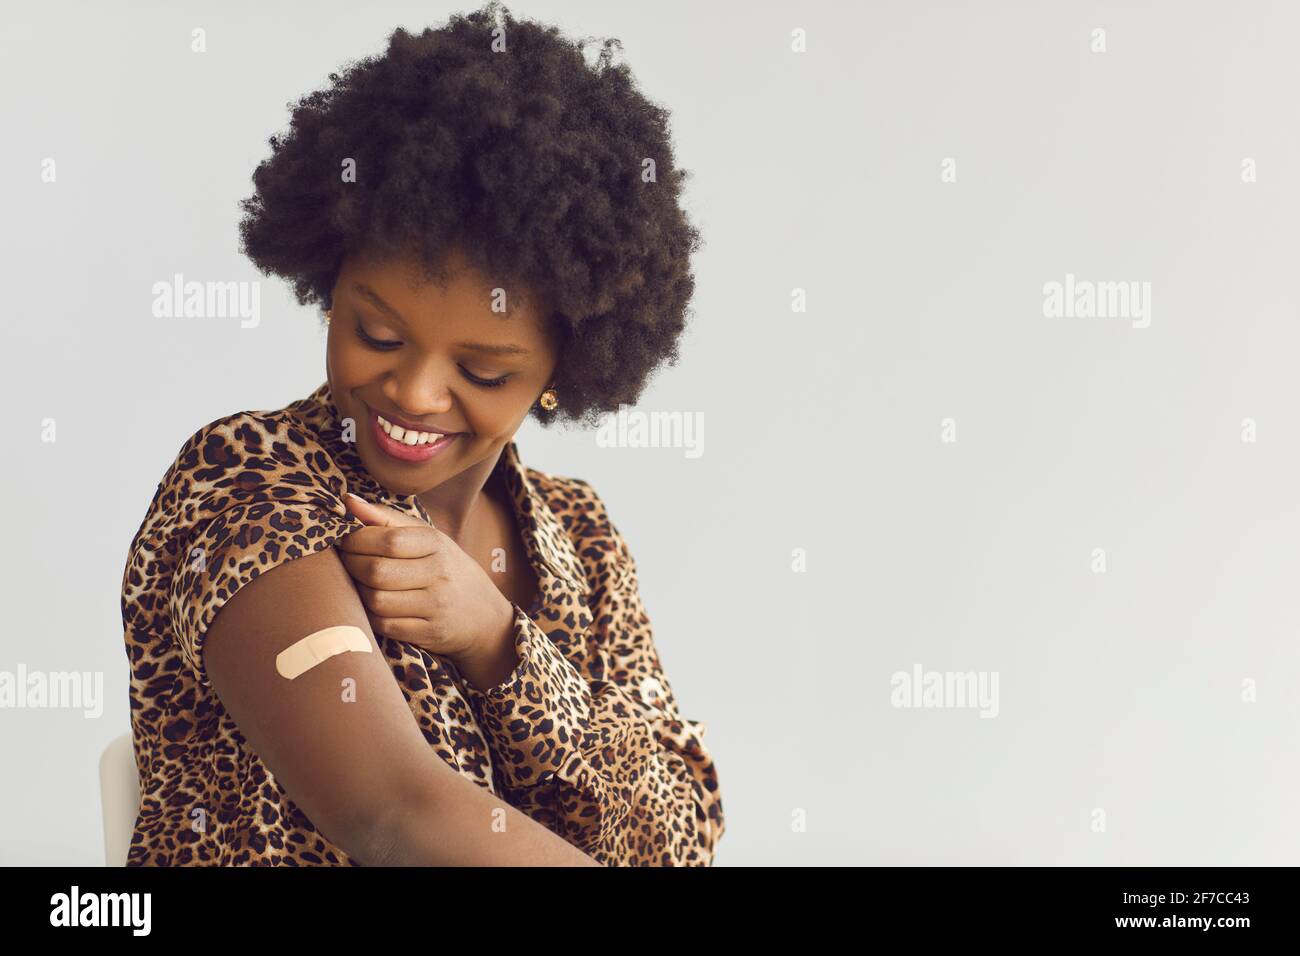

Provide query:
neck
left=415, top=446, right=504, bottom=545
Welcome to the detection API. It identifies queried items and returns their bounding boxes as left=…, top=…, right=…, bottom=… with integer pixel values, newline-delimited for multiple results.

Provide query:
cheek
left=461, top=397, right=512, bottom=438
left=330, top=333, right=388, bottom=383
left=461, top=389, right=536, bottom=439
left=326, top=335, right=376, bottom=412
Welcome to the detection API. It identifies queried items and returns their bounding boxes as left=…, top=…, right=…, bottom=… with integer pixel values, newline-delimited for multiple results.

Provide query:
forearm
left=363, top=774, right=602, bottom=866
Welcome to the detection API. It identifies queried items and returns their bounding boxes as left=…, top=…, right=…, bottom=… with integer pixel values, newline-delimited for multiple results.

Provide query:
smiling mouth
left=367, top=407, right=461, bottom=463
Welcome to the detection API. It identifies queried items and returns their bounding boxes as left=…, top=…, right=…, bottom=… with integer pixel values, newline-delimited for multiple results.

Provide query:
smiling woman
left=322, top=243, right=564, bottom=526
left=238, top=1, right=703, bottom=432
left=120, top=0, right=722, bottom=867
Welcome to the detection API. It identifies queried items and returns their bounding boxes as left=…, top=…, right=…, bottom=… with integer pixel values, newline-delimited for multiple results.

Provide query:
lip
left=372, top=405, right=462, bottom=436
left=366, top=406, right=462, bottom=463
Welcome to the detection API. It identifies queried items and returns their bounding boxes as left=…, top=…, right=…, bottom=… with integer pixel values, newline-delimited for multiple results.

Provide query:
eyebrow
left=352, top=282, right=532, bottom=356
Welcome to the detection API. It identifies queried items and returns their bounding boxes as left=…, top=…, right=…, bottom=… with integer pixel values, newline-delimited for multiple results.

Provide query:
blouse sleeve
left=456, top=483, right=725, bottom=866
left=162, top=414, right=364, bottom=690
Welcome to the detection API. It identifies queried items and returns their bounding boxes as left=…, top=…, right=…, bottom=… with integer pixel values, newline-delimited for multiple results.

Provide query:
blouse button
left=639, top=677, right=664, bottom=706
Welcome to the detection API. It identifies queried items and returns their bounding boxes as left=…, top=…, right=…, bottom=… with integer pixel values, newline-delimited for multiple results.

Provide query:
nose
left=382, top=357, right=455, bottom=419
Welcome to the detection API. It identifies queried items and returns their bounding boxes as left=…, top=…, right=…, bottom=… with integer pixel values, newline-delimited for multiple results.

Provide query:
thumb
left=344, top=491, right=427, bottom=528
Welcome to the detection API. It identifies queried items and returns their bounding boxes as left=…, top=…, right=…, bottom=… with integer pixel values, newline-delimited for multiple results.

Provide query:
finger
left=344, top=492, right=430, bottom=528
left=352, top=580, right=431, bottom=619
left=337, top=550, right=433, bottom=590
left=337, top=524, right=440, bottom=559
left=367, top=615, right=434, bottom=643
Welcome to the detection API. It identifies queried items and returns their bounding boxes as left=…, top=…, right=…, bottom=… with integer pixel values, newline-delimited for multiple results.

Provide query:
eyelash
left=352, top=323, right=511, bottom=388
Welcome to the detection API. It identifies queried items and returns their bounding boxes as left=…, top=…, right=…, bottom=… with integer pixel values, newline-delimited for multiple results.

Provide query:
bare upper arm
left=202, top=544, right=448, bottom=862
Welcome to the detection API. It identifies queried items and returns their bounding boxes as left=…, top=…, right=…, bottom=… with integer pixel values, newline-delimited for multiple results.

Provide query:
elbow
left=297, top=809, right=399, bottom=867
left=290, top=795, right=426, bottom=867
left=321, top=794, right=431, bottom=867
left=319, top=762, right=466, bottom=866
left=338, top=802, right=422, bottom=867
left=348, top=815, right=403, bottom=867
left=688, top=801, right=723, bottom=867
left=341, top=780, right=458, bottom=866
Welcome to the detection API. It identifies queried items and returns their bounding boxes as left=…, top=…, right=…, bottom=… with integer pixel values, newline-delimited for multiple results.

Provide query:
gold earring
left=538, top=387, right=558, bottom=411
left=325, top=309, right=332, bottom=326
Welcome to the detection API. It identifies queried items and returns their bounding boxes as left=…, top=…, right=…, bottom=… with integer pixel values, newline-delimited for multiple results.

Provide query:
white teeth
left=376, top=414, right=447, bottom=444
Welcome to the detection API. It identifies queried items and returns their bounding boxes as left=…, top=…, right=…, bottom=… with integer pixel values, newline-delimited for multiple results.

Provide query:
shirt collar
left=292, top=380, right=589, bottom=603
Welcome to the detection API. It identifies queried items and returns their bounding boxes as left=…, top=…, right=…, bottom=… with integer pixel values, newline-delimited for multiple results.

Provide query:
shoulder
left=149, top=401, right=348, bottom=531
left=524, top=467, right=614, bottom=535
left=132, top=402, right=362, bottom=690
left=523, top=469, right=638, bottom=580
left=526, top=466, right=642, bottom=600
left=168, top=403, right=331, bottom=478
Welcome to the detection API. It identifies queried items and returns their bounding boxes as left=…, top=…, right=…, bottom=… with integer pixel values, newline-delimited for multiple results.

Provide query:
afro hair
left=237, top=0, right=703, bottom=428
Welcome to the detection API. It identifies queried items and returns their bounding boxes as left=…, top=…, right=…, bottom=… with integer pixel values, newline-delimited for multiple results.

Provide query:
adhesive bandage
left=275, top=625, right=372, bottom=680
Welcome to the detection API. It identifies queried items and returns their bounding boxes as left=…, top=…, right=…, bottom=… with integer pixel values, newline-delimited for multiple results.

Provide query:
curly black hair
left=237, top=0, right=702, bottom=428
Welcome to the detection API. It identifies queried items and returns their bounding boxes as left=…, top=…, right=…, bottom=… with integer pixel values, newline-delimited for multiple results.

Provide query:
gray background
left=2, top=0, right=1297, bottom=865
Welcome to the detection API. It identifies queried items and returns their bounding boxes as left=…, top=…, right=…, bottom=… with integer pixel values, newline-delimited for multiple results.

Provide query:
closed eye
left=352, top=323, right=511, bottom=388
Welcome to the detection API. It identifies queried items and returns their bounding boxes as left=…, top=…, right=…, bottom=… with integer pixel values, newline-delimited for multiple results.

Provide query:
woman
left=119, top=2, right=723, bottom=866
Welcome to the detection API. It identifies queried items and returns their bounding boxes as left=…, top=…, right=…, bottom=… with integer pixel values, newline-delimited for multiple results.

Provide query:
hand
left=336, top=492, right=515, bottom=668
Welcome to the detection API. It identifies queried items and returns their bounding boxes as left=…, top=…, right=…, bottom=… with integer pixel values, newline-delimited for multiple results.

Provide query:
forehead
left=341, top=241, right=551, bottom=326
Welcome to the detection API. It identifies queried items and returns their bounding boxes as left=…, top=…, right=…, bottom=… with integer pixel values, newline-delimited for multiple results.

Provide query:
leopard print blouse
left=119, top=380, right=724, bottom=866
